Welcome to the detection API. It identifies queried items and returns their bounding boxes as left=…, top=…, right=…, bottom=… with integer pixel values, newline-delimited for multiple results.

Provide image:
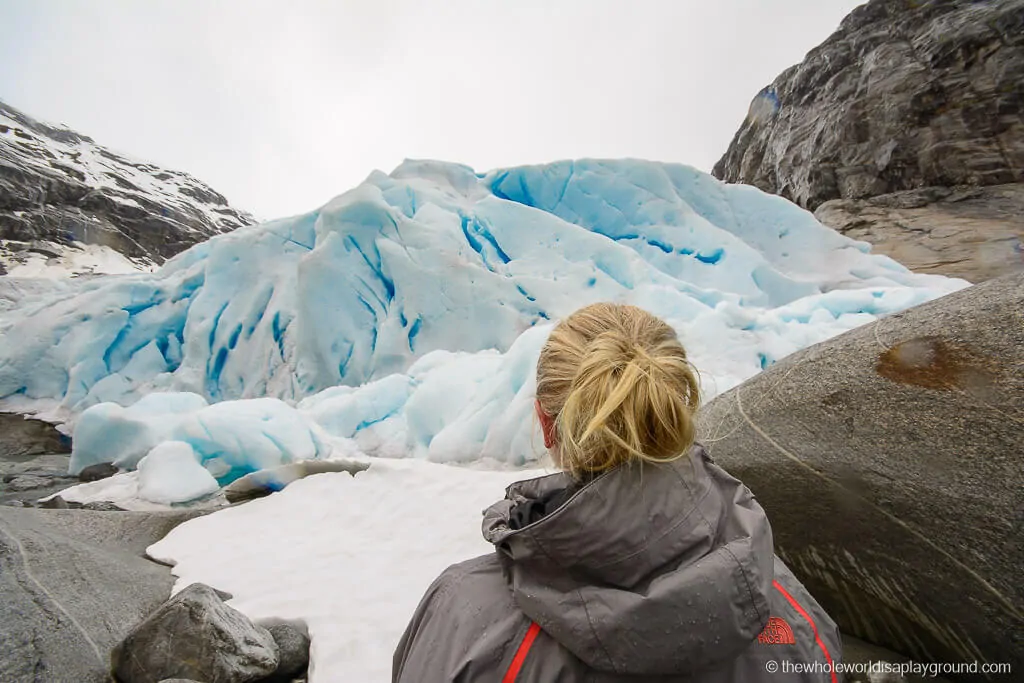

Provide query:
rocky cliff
left=0, top=99, right=254, bottom=276
left=713, top=0, right=1024, bottom=283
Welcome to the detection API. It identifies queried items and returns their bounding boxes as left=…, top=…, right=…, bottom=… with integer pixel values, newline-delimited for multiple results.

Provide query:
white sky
left=0, top=1, right=863, bottom=220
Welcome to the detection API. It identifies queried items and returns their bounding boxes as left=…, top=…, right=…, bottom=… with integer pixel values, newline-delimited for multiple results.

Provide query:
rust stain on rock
left=876, top=336, right=996, bottom=391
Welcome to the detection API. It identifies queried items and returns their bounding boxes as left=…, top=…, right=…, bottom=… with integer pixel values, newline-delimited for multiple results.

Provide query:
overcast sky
left=1, top=1, right=863, bottom=220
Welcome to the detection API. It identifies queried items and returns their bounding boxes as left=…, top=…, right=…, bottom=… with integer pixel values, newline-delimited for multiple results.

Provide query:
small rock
left=5, top=475, right=53, bottom=491
left=158, top=680, right=207, bottom=683
left=38, top=495, right=69, bottom=509
left=81, top=501, right=127, bottom=512
left=111, top=582, right=279, bottom=683
left=265, top=623, right=311, bottom=682
left=79, top=462, right=119, bottom=482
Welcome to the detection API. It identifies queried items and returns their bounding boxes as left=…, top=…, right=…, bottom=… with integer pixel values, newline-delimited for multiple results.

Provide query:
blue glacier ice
left=0, top=159, right=969, bottom=486
left=69, top=392, right=331, bottom=481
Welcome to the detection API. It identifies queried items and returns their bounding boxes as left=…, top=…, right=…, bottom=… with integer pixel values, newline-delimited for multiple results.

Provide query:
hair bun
left=536, top=303, right=700, bottom=478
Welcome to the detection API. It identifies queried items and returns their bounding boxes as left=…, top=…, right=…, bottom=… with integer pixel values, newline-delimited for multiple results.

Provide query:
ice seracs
left=0, top=159, right=967, bottom=423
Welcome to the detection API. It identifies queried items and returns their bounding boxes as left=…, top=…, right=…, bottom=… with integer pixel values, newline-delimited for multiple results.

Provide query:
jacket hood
left=482, top=444, right=774, bottom=676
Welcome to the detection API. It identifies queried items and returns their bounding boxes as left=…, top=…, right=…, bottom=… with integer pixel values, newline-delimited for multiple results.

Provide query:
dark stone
left=713, top=0, right=1024, bottom=282
left=81, top=501, right=127, bottom=512
left=697, top=273, right=1024, bottom=677
left=111, top=582, right=278, bottom=683
left=79, top=462, right=119, bottom=483
left=0, top=506, right=204, bottom=682
left=265, top=623, right=311, bottom=682
left=0, top=99, right=254, bottom=272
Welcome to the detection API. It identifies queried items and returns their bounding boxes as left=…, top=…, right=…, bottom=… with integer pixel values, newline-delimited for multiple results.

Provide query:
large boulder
left=111, top=582, right=279, bottom=683
left=0, top=507, right=203, bottom=682
left=697, top=273, right=1024, bottom=677
left=713, top=0, right=1024, bottom=282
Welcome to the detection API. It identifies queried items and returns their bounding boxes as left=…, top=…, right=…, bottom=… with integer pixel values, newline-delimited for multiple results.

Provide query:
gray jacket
left=393, top=444, right=842, bottom=682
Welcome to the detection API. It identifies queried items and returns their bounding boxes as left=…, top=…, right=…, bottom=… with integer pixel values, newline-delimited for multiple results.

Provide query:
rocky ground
left=0, top=413, right=310, bottom=683
left=0, top=413, right=78, bottom=507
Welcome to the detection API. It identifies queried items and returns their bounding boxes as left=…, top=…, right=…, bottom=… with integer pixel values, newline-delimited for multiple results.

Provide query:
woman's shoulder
left=435, top=552, right=505, bottom=586
left=394, top=552, right=527, bottom=683
left=415, top=552, right=514, bottom=619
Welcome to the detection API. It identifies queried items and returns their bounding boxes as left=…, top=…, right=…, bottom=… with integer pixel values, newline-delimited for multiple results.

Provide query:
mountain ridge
left=0, top=98, right=255, bottom=277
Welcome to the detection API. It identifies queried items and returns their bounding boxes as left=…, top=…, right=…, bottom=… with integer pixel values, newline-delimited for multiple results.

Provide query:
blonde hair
left=536, top=302, right=700, bottom=478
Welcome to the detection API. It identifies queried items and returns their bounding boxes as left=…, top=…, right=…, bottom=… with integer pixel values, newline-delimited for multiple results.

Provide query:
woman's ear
left=535, top=399, right=557, bottom=450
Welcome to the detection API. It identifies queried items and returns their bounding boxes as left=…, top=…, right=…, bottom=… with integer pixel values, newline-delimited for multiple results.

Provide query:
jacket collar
left=481, top=444, right=774, bottom=676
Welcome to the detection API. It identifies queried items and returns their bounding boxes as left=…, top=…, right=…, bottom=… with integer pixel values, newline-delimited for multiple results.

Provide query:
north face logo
left=757, top=617, right=795, bottom=645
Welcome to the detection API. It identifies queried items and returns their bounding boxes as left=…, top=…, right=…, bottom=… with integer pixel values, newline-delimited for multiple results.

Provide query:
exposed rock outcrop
left=697, top=273, right=1024, bottom=678
left=0, top=506, right=204, bottom=682
left=814, top=184, right=1023, bottom=282
left=713, top=0, right=1024, bottom=282
left=0, top=412, right=70, bottom=460
left=0, top=99, right=254, bottom=275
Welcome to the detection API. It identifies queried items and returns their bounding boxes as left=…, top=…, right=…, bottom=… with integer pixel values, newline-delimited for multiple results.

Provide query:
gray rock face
left=714, top=0, right=1024, bottom=208
left=814, top=184, right=1023, bottom=283
left=111, top=582, right=279, bottom=683
left=697, top=273, right=1024, bottom=675
left=0, top=99, right=254, bottom=273
left=713, top=0, right=1024, bottom=282
left=0, top=506, right=203, bottom=682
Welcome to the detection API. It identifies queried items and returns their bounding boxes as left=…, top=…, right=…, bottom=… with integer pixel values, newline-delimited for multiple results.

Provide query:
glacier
left=0, top=159, right=968, bottom=487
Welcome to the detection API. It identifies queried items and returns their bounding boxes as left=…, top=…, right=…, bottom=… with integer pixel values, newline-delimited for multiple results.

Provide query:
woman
left=394, top=303, right=842, bottom=682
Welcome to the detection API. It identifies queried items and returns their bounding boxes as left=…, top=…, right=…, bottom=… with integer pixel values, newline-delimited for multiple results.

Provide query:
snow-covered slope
left=0, top=99, right=254, bottom=276
left=1, top=159, right=968, bottom=476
